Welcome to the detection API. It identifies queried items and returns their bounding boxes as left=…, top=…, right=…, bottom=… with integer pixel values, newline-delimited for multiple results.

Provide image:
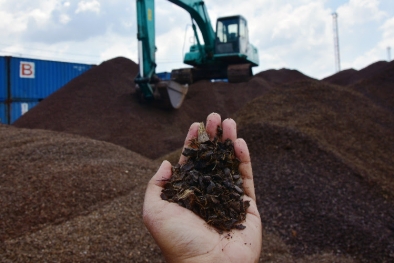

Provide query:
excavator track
left=171, top=68, right=194, bottom=84
left=227, top=64, right=252, bottom=83
left=171, top=63, right=253, bottom=85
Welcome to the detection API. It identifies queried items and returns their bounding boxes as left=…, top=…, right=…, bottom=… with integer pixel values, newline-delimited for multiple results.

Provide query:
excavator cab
left=214, top=15, right=259, bottom=82
left=215, top=15, right=250, bottom=61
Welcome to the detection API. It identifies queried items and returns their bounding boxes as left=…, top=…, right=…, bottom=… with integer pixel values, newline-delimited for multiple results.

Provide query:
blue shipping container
left=0, top=57, right=7, bottom=101
left=157, top=72, right=171, bottom=80
left=0, top=101, right=39, bottom=124
left=10, top=101, right=39, bottom=123
left=7, top=57, right=93, bottom=100
left=0, top=103, right=6, bottom=124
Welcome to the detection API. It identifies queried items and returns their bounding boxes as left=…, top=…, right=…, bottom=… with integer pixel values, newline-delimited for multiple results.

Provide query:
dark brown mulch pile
left=235, top=80, right=394, bottom=262
left=350, top=60, right=394, bottom=113
left=321, top=61, right=389, bottom=86
left=236, top=79, right=394, bottom=196
left=0, top=125, right=156, bottom=243
left=239, top=123, right=394, bottom=263
left=320, top=68, right=358, bottom=86
left=13, top=57, right=273, bottom=159
left=254, top=68, right=315, bottom=85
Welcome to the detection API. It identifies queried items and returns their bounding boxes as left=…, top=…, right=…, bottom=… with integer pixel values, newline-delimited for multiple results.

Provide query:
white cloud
left=240, top=1, right=334, bottom=78
left=337, top=0, right=386, bottom=27
left=27, top=8, right=50, bottom=25
left=0, top=11, right=27, bottom=34
left=59, top=14, right=71, bottom=24
left=0, top=0, right=58, bottom=35
left=351, top=16, right=394, bottom=66
left=75, top=0, right=100, bottom=14
left=380, top=17, right=394, bottom=44
left=155, top=26, right=187, bottom=72
left=99, top=34, right=137, bottom=63
left=351, top=47, right=380, bottom=68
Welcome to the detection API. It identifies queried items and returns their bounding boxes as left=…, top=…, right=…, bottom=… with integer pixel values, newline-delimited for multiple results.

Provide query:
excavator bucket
left=155, top=81, right=188, bottom=109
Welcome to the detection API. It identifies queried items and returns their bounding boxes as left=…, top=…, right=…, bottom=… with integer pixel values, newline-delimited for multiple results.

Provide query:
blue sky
left=0, top=0, right=393, bottom=79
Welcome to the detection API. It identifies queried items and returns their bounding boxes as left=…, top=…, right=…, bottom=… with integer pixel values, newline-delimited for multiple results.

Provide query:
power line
left=0, top=43, right=102, bottom=59
left=0, top=44, right=182, bottom=60
left=0, top=49, right=183, bottom=65
left=0, top=50, right=97, bottom=64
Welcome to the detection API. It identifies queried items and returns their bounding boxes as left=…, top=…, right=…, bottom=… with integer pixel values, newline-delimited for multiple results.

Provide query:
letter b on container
left=20, top=61, right=35, bottom=78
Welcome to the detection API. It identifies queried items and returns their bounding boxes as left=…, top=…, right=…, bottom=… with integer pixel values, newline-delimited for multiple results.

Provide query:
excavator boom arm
left=135, top=0, right=193, bottom=108
left=136, top=0, right=155, bottom=98
left=168, top=0, right=216, bottom=54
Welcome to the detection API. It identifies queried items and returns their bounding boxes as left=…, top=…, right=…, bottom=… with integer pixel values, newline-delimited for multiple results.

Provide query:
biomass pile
left=255, top=68, right=315, bottom=85
left=13, top=57, right=274, bottom=159
left=0, top=124, right=164, bottom=262
left=236, top=79, right=394, bottom=262
left=3, top=57, right=394, bottom=262
left=322, top=61, right=389, bottom=86
left=322, top=60, right=394, bottom=113
left=350, top=61, right=394, bottom=113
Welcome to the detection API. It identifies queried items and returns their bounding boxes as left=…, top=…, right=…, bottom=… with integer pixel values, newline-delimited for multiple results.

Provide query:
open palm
left=143, top=113, right=262, bottom=263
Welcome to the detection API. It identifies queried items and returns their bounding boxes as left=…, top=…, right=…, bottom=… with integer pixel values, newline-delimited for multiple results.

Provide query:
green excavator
left=134, top=0, right=259, bottom=109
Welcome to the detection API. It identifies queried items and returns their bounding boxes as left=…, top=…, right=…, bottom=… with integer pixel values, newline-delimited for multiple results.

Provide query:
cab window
left=216, top=18, right=239, bottom=43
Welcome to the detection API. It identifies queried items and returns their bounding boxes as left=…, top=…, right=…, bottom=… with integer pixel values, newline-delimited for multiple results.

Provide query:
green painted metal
left=168, top=0, right=216, bottom=63
left=136, top=0, right=156, bottom=98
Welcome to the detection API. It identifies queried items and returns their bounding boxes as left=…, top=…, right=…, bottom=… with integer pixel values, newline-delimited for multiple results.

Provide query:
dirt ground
left=3, top=58, right=394, bottom=262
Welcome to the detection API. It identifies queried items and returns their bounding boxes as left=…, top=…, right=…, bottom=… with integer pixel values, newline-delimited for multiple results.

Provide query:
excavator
left=134, top=0, right=259, bottom=109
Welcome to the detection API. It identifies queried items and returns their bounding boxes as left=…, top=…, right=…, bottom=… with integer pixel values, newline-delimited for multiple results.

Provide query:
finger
left=205, top=112, right=221, bottom=140
left=234, top=138, right=256, bottom=201
left=222, top=118, right=237, bottom=142
left=179, top=122, right=199, bottom=164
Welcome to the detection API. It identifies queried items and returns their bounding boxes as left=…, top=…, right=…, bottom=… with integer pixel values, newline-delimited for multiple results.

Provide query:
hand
left=143, top=113, right=262, bottom=263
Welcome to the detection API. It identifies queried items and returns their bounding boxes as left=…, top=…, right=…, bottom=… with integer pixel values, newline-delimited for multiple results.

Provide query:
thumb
left=143, top=160, right=172, bottom=227
left=144, top=160, right=172, bottom=205
left=150, top=160, right=173, bottom=188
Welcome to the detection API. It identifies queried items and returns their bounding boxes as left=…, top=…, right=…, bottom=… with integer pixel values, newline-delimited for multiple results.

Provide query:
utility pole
left=388, top=47, right=391, bottom=61
left=332, top=12, right=341, bottom=72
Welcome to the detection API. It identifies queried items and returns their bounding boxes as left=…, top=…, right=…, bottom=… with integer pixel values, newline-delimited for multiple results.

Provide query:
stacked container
left=156, top=71, right=171, bottom=80
left=0, top=57, right=8, bottom=124
left=0, top=56, right=94, bottom=124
